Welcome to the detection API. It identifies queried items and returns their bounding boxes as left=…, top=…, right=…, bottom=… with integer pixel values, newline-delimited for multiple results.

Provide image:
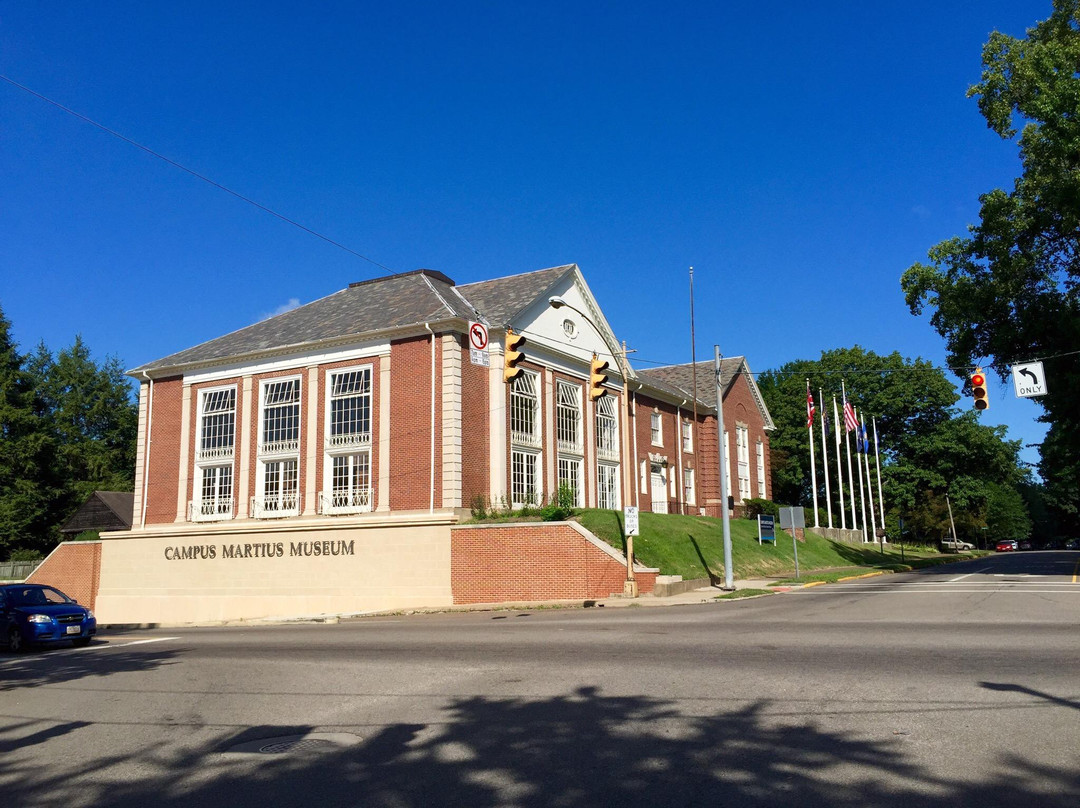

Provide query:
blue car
left=0, top=584, right=96, bottom=652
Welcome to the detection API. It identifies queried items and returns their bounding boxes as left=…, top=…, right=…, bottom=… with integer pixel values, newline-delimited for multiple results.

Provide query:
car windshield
left=5, top=586, right=72, bottom=606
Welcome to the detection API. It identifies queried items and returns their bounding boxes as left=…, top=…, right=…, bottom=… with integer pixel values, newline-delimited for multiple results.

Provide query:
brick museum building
left=32, top=264, right=774, bottom=623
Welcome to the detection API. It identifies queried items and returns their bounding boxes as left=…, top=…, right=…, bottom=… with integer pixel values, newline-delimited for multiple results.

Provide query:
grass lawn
left=576, top=508, right=954, bottom=582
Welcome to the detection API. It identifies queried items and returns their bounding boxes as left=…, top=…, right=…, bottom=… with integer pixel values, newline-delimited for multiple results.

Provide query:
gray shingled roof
left=130, top=270, right=476, bottom=374
left=637, top=358, right=746, bottom=409
left=457, top=264, right=576, bottom=326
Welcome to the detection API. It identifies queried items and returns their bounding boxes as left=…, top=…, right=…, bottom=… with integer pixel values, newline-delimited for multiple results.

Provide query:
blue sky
left=0, top=1, right=1054, bottom=468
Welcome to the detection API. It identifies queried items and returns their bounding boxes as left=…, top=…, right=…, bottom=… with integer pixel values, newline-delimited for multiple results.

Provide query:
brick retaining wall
left=451, top=522, right=657, bottom=604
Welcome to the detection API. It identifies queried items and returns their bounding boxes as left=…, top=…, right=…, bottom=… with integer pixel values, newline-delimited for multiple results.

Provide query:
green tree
left=757, top=346, right=956, bottom=508
left=900, top=0, right=1080, bottom=530
left=758, top=347, right=1031, bottom=543
left=0, top=306, right=55, bottom=556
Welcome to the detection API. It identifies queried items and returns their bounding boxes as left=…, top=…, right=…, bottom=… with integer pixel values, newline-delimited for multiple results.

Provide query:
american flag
left=806, top=385, right=816, bottom=429
left=843, top=399, right=858, bottom=432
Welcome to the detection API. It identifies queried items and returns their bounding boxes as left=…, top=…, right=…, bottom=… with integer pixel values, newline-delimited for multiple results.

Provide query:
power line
left=0, top=73, right=396, bottom=274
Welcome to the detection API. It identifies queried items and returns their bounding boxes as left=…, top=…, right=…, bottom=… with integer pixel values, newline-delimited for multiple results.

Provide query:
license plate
left=65, top=625, right=81, bottom=635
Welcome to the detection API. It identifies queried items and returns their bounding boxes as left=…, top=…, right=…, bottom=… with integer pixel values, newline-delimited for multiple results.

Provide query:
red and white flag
left=843, top=398, right=858, bottom=432
left=806, top=384, right=816, bottom=429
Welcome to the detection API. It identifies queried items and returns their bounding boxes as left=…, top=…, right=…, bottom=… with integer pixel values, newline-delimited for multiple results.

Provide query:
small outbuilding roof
left=60, top=491, right=135, bottom=535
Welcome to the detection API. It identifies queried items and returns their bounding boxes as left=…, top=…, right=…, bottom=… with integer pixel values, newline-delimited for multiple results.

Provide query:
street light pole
left=549, top=295, right=637, bottom=597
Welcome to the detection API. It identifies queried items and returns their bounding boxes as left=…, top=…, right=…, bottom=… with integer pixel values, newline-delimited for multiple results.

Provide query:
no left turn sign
left=469, top=322, right=489, bottom=351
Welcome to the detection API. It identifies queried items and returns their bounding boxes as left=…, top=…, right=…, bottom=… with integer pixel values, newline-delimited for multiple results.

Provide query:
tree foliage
left=0, top=305, right=137, bottom=557
left=900, top=0, right=1080, bottom=531
left=758, top=347, right=1031, bottom=543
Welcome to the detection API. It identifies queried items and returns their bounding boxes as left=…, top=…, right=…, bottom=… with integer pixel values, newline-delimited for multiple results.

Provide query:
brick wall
left=459, top=335, right=489, bottom=509
left=390, top=334, right=442, bottom=510
left=27, top=542, right=102, bottom=611
left=145, top=376, right=183, bottom=525
left=451, top=523, right=656, bottom=603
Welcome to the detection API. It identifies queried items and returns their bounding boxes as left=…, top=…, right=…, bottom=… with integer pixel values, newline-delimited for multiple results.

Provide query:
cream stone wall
left=94, top=517, right=454, bottom=625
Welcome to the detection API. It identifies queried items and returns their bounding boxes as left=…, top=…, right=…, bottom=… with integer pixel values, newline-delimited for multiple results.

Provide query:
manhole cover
left=259, top=738, right=337, bottom=754
left=224, top=732, right=363, bottom=756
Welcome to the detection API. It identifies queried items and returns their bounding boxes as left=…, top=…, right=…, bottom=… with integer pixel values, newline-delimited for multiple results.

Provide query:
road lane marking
left=88, top=637, right=179, bottom=650
left=1074, top=559, right=1079, bottom=584
left=948, top=566, right=993, bottom=582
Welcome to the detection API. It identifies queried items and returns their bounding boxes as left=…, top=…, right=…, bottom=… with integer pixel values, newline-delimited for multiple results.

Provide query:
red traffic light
left=970, top=370, right=989, bottom=410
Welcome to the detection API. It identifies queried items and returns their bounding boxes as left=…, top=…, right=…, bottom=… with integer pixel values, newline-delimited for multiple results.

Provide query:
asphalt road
left=2, top=551, right=1078, bottom=807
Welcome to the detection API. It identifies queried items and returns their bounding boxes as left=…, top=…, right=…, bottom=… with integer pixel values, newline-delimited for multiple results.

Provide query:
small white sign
left=1012, top=361, right=1047, bottom=398
left=469, top=349, right=490, bottom=367
left=624, top=506, right=639, bottom=537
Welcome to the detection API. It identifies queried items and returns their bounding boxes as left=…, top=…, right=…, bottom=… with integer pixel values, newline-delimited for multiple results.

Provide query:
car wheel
left=71, top=637, right=91, bottom=648
left=8, top=627, right=25, bottom=653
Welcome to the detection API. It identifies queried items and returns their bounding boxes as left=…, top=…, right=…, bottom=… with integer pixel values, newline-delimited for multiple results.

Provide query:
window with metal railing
left=261, top=378, right=300, bottom=455
left=556, top=381, right=582, bottom=454
left=256, top=458, right=299, bottom=517
left=320, top=452, right=371, bottom=514
left=190, top=464, right=233, bottom=521
left=197, top=387, right=235, bottom=461
left=510, top=372, right=540, bottom=448
left=595, top=395, right=619, bottom=461
left=327, top=368, right=371, bottom=449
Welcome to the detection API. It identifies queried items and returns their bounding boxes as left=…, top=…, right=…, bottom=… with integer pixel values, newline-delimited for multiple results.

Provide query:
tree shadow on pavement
left=0, top=646, right=178, bottom=691
left=5, top=685, right=1078, bottom=808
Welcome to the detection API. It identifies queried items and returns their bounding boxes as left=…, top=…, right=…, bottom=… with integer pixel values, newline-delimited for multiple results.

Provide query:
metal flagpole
left=820, top=387, right=832, bottom=529
left=855, top=406, right=869, bottom=543
left=873, top=417, right=886, bottom=539
left=842, top=381, right=858, bottom=534
left=715, top=347, right=734, bottom=590
left=806, top=380, right=819, bottom=528
left=833, top=397, right=846, bottom=531
left=862, top=425, right=878, bottom=546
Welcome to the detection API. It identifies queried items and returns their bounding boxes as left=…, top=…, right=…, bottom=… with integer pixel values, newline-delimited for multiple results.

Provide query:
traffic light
left=504, top=330, right=526, bottom=382
left=589, top=353, right=610, bottom=401
left=970, top=369, right=989, bottom=410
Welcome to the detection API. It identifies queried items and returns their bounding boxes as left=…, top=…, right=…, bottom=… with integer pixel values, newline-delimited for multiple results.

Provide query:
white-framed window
left=681, top=419, right=693, bottom=453
left=197, top=387, right=236, bottom=462
left=191, top=464, right=233, bottom=521
left=557, top=456, right=583, bottom=507
left=259, top=458, right=299, bottom=516
left=327, top=367, right=372, bottom=449
left=556, top=381, right=582, bottom=454
left=756, top=440, right=767, bottom=499
left=322, top=452, right=371, bottom=513
left=597, top=462, right=619, bottom=510
left=736, top=424, right=751, bottom=502
left=512, top=449, right=540, bottom=507
left=724, top=431, right=732, bottom=499
left=510, top=372, right=540, bottom=448
left=320, top=367, right=374, bottom=515
left=255, top=377, right=302, bottom=518
left=260, top=378, right=301, bottom=454
left=651, top=411, right=663, bottom=445
left=191, top=386, right=236, bottom=521
left=595, top=395, right=619, bottom=461
left=684, top=467, right=695, bottom=506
